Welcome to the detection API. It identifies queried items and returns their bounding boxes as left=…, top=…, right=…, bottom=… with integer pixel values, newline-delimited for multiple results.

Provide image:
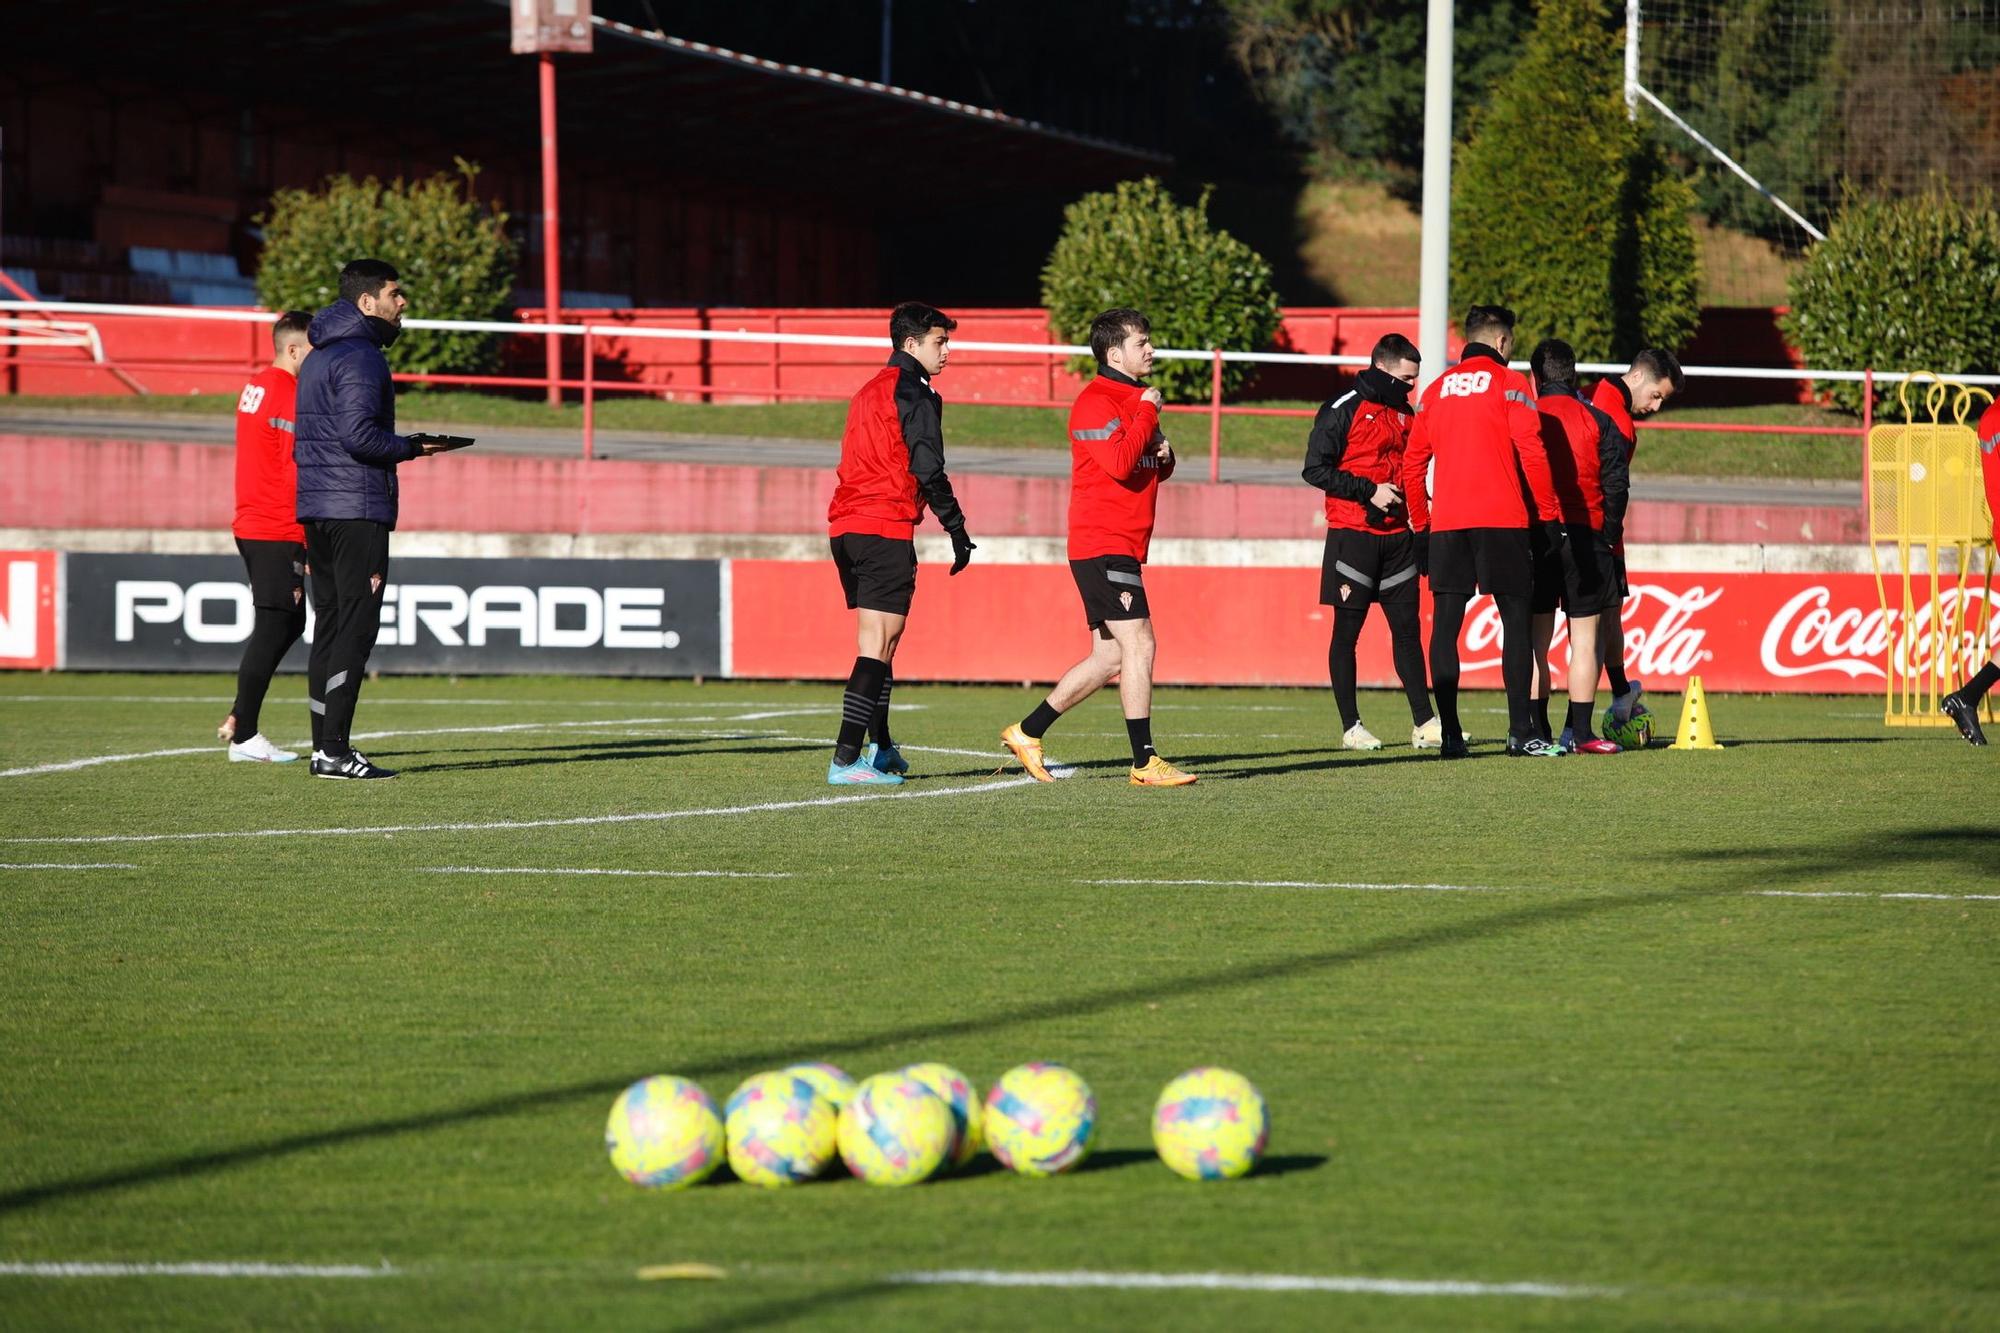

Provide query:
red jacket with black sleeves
left=233, top=365, right=304, bottom=542
left=1403, top=345, right=1561, bottom=533
left=1537, top=383, right=1631, bottom=535
left=1590, top=375, right=1638, bottom=461
left=1980, top=399, right=2000, bottom=547
left=1067, top=367, right=1173, bottom=561
left=828, top=350, right=967, bottom=542
left=1301, top=367, right=1414, bottom=533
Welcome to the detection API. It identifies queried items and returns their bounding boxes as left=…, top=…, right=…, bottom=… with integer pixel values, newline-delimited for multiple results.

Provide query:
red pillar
left=539, top=52, right=562, bottom=407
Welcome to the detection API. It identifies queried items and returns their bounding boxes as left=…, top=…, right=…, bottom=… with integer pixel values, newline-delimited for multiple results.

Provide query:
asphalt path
left=0, top=408, right=1863, bottom=508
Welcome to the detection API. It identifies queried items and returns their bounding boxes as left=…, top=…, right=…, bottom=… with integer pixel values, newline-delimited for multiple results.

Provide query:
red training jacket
left=1980, top=399, right=2000, bottom=547
left=233, top=365, right=304, bottom=542
left=1300, top=369, right=1413, bottom=534
left=1403, top=348, right=1560, bottom=533
left=1067, top=369, right=1173, bottom=561
left=827, top=352, right=965, bottom=542
left=1537, top=384, right=1630, bottom=531
left=1590, top=375, right=1638, bottom=461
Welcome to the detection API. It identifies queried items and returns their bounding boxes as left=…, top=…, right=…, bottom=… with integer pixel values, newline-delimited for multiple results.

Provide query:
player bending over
left=1403, top=305, right=1564, bottom=758
left=1525, top=339, right=1630, bottom=754
left=218, top=310, right=314, bottom=762
left=823, top=302, right=976, bottom=785
left=1941, top=392, right=2000, bottom=745
left=1301, top=333, right=1444, bottom=749
left=1001, top=308, right=1196, bottom=787
left=1589, top=347, right=1683, bottom=734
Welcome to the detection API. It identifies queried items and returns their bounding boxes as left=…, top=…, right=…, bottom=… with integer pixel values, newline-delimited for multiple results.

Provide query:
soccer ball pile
left=605, top=1061, right=1268, bottom=1188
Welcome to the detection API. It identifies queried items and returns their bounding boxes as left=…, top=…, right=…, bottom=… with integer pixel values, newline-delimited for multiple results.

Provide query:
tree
left=1041, top=178, right=1284, bottom=401
left=1451, top=0, right=1701, bottom=358
left=254, top=162, right=517, bottom=378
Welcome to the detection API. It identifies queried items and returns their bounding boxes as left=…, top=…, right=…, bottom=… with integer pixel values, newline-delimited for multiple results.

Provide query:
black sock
left=1567, top=699, right=1595, bottom=740
left=1330, top=609, right=1365, bottom=730
left=834, top=656, right=888, bottom=766
left=870, top=670, right=894, bottom=747
left=1383, top=598, right=1432, bottom=724
left=1606, top=651, right=1631, bottom=697
left=1021, top=699, right=1062, bottom=739
left=1496, top=593, right=1533, bottom=741
left=1430, top=594, right=1467, bottom=739
left=1534, top=695, right=1552, bottom=742
left=1962, top=661, right=2000, bottom=705
left=1125, top=716, right=1156, bottom=767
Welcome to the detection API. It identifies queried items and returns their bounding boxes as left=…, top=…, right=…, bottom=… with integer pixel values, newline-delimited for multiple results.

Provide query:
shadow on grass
left=1661, top=826, right=1998, bottom=887
left=683, top=1279, right=901, bottom=1333
left=399, top=744, right=826, bottom=774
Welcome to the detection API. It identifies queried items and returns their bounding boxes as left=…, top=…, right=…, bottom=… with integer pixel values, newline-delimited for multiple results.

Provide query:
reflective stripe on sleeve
left=1505, top=390, right=1534, bottom=408
left=1071, top=416, right=1122, bottom=441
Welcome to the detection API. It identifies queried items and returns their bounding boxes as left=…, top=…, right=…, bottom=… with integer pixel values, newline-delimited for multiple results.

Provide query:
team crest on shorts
left=1339, top=584, right=1351, bottom=602
left=1119, top=591, right=1134, bottom=611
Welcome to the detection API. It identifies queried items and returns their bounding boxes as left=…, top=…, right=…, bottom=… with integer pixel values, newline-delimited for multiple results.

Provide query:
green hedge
left=254, top=162, right=518, bottom=378
left=1783, top=190, right=2000, bottom=414
left=1041, top=177, right=1284, bottom=401
left=1451, top=0, right=1700, bottom=359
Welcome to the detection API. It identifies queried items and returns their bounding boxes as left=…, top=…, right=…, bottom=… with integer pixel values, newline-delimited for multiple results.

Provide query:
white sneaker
left=1342, top=722, right=1383, bottom=751
left=228, top=733, right=299, bottom=764
left=1411, top=717, right=1471, bottom=749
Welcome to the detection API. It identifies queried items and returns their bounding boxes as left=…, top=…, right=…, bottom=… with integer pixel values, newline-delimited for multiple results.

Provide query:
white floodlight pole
left=1417, top=0, right=1455, bottom=386
left=1626, top=0, right=1641, bottom=119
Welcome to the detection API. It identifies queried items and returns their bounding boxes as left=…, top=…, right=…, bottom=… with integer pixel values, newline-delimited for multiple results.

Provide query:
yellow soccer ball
left=837, top=1072, right=953, bottom=1186
left=900, top=1062, right=984, bottom=1170
left=605, top=1075, right=723, bottom=1190
left=724, top=1070, right=838, bottom=1187
left=1151, top=1067, right=1269, bottom=1181
left=983, top=1062, right=1096, bottom=1177
left=781, top=1061, right=857, bottom=1111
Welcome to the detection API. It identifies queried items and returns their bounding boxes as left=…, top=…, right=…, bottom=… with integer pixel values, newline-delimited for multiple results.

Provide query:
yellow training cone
left=1669, top=675, right=1724, bottom=750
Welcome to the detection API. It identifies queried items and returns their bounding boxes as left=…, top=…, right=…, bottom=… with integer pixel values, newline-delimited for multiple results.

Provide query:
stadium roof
left=9, top=0, right=1170, bottom=200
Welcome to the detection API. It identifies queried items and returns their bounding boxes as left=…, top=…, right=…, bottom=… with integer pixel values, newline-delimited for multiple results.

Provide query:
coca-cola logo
left=1761, top=585, right=2000, bottom=680
left=1457, top=584, right=1722, bottom=675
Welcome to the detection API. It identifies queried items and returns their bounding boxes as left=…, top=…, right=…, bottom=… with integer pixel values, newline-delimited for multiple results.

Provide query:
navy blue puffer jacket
left=294, top=301, right=419, bottom=527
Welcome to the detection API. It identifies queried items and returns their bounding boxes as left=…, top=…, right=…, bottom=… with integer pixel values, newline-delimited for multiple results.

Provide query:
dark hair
left=1462, top=304, right=1517, bottom=343
left=339, top=258, right=400, bottom=305
left=1529, top=338, right=1577, bottom=392
left=1089, top=308, right=1150, bottom=364
left=1370, top=333, right=1421, bottom=369
left=890, top=301, right=957, bottom=350
left=272, top=310, right=313, bottom=350
left=1631, top=347, right=1685, bottom=393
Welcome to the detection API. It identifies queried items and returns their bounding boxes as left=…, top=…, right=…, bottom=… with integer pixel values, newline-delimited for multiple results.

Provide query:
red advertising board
left=0, top=550, right=59, bottom=669
left=727, top=563, right=1998, bottom=695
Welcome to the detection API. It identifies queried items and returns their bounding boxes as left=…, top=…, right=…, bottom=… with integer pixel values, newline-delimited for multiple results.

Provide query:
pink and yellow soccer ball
left=983, top=1062, right=1097, bottom=1177
left=900, top=1062, right=984, bottom=1170
left=605, top=1075, right=724, bottom=1190
left=781, top=1061, right=857, bottom=1112
left=1151, top=1067, right=1270, bottom=1181
left=837, top=1072, right=954, bottom=1186
left=724, top=1070, right=838, bottom=1187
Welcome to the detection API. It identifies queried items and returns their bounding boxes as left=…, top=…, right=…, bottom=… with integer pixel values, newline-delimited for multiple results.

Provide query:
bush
left=1451, top=0, right=1701, bottom=359
left=1041, top=177, right=1284, bottom=401
left=254, top=161, right=518, bottom=378
left=1782, top=189, right=2000, bottom=414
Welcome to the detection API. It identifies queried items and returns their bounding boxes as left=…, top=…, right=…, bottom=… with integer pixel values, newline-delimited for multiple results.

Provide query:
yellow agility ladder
left=1866, top=373, right=1997, bottom=727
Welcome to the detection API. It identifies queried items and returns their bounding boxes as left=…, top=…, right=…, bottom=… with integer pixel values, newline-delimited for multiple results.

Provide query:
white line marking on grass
left=0, top=696, right=813, bottom=708
left=421, top=867, right=792, bottom=879
left=0, top=746, right=218, bottom=779
left=0, top=862, right=140, bottom=871
left=9, top=776, right=1043, bottom=846
left=1084, top=877, right=1502, bottom=893
left=0, top=1261, right=395, bottom=1279
left=890, top=1269, right=1613, bottom=1299
left=1752, top=890, right=2000, bottom=902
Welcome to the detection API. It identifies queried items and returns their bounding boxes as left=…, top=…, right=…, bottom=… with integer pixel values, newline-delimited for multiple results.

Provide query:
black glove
left=1601, top=518, right=1623, bottom=551
left=1541, top=519, right=1567, bottom=549
left=1412, top=530, right=1429, bottom=577
left=949, top=527, right=977, bottom=576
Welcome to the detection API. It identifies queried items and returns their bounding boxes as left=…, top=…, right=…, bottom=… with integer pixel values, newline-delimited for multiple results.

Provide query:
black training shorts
left=1070, top=555, right=1150, bottom=628
left=237, top=537, right=307, bottom=610
left=1532, top=525, right=1620, bottom=617
left=1320, top=529, right=1419, bottom=608
left=832, top=533, right=917, bottom=616
left=1427, top=526, right=1533, bottom=598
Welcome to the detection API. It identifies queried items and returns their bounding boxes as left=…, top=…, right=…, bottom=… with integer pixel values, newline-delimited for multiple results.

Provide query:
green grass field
left=3, top=675, right=1994, bottom=1330
left=0, top=393, right=1864, bottom=481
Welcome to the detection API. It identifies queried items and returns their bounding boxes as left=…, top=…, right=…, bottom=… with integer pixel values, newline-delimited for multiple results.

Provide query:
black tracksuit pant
left=303, top=519, right=390, bottom=758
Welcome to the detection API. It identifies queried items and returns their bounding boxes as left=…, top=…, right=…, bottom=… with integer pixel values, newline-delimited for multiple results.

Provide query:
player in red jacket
left=1403, top=305, right=1563, bottom=757
left=1589, top=347, right=1682, bottom=730
left=1301, top=332, right=1442, bottom=749
left=1001, top=308, right=1196, bottom=786
left=824, top=302, right=976, bottom=784
left=217, top=311, right=314, bottom=763
left=1526, top=339, right=1630, bottom=754
left=1941, top=394, right=2000, bottom=745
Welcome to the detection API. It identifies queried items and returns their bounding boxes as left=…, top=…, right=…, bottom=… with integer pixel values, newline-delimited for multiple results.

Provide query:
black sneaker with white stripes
left=309, top=750, right=398, bottom=780
left=1940, top=690, right=1989, bottom=746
